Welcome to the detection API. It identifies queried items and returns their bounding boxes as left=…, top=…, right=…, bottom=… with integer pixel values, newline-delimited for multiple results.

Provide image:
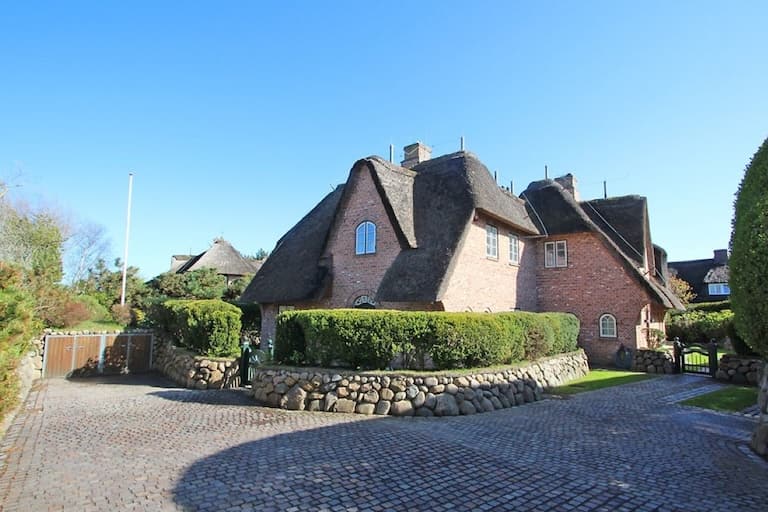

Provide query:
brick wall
left=441, top=213, right=537, bottom=312
left=536, top=232, right=654, bottom=365
left=321, top=163, right=403, bottom=308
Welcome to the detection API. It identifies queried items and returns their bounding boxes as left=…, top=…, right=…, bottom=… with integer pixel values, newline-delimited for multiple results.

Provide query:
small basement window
left=545, top=240, right=567, bottom=268
left=599, top=314, right=617, bottom=338
left=355, top=221, right=376, bottom=255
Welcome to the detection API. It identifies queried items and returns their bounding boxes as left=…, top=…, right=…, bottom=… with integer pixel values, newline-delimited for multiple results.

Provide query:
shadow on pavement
left=64, top=371, right=178, bottom=388
left=149, top=388, right=254, bottom=406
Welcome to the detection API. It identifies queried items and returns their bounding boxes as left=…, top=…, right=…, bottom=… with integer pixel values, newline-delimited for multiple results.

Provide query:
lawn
left=69, top=320, right=127, bottom=332
left=549, top=369, right=657, bottom=395
left=681, top=386, right=758, bottom=413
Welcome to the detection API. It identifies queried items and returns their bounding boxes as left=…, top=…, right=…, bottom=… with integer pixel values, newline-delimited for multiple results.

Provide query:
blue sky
left=1, top=1, right=766, bottom=280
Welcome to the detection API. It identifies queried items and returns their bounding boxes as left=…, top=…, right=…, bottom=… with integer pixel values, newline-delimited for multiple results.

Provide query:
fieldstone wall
left=715, top=355, right=763, bottom=385
left=252, top=350, right=589, bottom=416
left=752, top=361, right=768, bottom=457
left=153, top=339, right=241, bottom=389
left=631, top=349, right=675, bottom=374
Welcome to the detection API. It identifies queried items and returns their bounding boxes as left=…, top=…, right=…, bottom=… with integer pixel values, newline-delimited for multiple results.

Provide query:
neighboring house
left=241, top=143, right=682, bottom=365
left=173, top=238, right=262, bottom=285
left=668, top=250, right=730, bottom=303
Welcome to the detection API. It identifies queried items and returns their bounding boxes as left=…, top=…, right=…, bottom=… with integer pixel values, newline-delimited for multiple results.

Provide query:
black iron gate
left=673, top=339, right=718, bottom=376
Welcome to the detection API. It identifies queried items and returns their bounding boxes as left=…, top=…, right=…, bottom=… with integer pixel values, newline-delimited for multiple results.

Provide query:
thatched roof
left=522, top=180, right=682, bottom=310
left=176, top=239, right=260, bottom=277
left=240, top=186, right=345, bottom=303
left=244, top=150, right=680, bottom=310
left=242, top=152, right=539, bottom=304
left=669, top=255, right=730, bottom=303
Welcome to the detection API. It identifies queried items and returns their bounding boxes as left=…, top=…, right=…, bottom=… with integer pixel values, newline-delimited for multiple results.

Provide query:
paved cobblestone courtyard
left=1, top=373, right=766, bottom=511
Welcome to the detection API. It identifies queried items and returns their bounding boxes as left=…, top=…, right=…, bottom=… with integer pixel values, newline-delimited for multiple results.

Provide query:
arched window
left=599, top=314, right=617, bottom=338
left=355, top=221, right=376, bottom=255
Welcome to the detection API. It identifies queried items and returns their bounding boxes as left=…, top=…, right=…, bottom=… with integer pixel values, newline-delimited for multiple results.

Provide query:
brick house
left=241, top=143, right=682, bottom=365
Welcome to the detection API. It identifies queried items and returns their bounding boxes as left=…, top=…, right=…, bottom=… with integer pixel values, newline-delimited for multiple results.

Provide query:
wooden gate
left=673, top=340, right=718, bottom=377
left=42, top=333, right=154, bottom=378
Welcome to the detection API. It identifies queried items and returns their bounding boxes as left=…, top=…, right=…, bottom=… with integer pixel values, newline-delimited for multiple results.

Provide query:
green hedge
left=154, top=299, right=242, bottom=357
left=274, top=309, right=579, bottom=370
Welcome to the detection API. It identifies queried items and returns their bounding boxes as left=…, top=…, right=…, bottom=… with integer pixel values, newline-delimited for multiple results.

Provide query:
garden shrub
left=666, top=309, right=734, bottom=345
left=0, top=263, right=39, bottom=424
left=274, top=309, right=579, bottom=370
left=152, top=299, right=242, bottom=357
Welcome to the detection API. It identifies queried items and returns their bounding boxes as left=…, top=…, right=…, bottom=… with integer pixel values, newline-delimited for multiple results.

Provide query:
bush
left=274, top=309, right=579, bottom=370
left=0, top=263, right=39, bottom=423
left=75, top=294, right=112, bottom=322
left=686, top=301, right=730, bottom=313
left=151, top=299, right=242, bottom=357
left=730, top=137, right=768, bottom=357
left=666, top=309, right=734, bottom=345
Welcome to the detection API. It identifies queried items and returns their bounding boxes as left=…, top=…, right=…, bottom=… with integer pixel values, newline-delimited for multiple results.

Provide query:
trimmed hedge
left=666, top=309, right=732, bottom=345
left=274, top=309, right=579, bottom=370
left=153, top=299, right=242, bottom=357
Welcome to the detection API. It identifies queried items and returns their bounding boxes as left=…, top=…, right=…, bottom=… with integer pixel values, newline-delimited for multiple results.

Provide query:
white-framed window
left=278, top=305, right=295, bottom=315
left=544, top=240, right=567, bottom=268
left=708, top=283, right=730, bottom=295
left=486, top=225, right=498, bottom=259
left=599, top=314, right=617, bottom=338
left=355, top=221, right=376, bottom=255
left=509, top=233, right=520, bottom=265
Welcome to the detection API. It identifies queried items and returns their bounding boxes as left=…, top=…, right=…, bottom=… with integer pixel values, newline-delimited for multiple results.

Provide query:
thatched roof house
left=174, top=238, right=261, bottom=285
left=669, top=249, right=730, bottom=303
left=243, top=143, right=681, bottom=364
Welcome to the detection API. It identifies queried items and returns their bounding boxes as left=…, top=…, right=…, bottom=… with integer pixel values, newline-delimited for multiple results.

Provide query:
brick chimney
left=554, top=173, right=580, bottom=201
left=401, top=142, right=432, bottom=169
left=713, top=249, right=728, bottom=264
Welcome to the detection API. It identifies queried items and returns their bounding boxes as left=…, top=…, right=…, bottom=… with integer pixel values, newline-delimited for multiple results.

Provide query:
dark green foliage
left=152, top=299, right=242, bottom=357
left=274, top=309, right=580, bottom=370
left=0, top=263, right=39, bottom=423
left=730, top=138, right=768, bottom=357
left=725, top=321, right=758, bottom=357
left=666, top=309, right=734, bottom=345
left=150, top=268, right=226, bottom=300
left=74, top=258, right=149, bottom=324
left=686, top=301, right=730, bottom=313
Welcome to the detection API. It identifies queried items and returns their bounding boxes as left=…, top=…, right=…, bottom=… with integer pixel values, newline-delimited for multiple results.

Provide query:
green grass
left=68, top=320, right=127, bottom=332
left=549, top=369, right=657, bottom=395
left=681, top=386, right=758, bottom=412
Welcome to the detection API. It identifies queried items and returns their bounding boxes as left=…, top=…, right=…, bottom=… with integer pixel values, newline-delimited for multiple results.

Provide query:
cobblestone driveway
left=1, top=373, right=766, bottom=511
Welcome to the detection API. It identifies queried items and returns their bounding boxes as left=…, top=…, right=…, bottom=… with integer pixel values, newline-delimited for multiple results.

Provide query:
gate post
left=240, top=340, right=252, bottom=386
left=708, top=339, right=719, bottom=377
left=673, top=337, right=682, bottom=374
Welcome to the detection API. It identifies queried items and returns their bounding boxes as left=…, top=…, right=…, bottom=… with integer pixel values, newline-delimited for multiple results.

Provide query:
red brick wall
left=442, top=213, right=537, bottom=312
left=536, top=232, right=654, bottom=365
left=321, top=162, right=403, bottom=307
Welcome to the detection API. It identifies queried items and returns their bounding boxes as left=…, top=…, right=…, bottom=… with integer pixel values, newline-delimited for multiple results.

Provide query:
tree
left=65, top=221, right=111, bottom=287
left=729, top=137, right=768, bottom=357
left=149, top=268, right=227, bottom=300
left=253, top=248, right=270, bottom=260
left=76, top=258, right=149, bottom=321
left=669, top=275, right=696, bottom=306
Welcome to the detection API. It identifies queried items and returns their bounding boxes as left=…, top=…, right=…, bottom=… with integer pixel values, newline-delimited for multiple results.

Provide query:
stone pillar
left=751, top=361, right=768, bottom=457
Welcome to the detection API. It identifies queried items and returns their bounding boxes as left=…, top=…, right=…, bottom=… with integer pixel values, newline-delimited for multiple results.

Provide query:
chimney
left=713, top=249, right=728, bottom=265
left=401, top=142, right=432, bottom=169
left=554, top=173, right=580, bottom=201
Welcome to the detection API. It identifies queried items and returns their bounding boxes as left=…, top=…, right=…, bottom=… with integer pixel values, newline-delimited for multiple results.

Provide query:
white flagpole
left=120, top=173, right=134, bottom=306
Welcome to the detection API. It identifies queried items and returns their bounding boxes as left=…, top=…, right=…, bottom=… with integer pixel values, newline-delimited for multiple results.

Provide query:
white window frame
left=509, top=233, right=520, bottom=265
left=545, top=240, right=567, bottom=268
left=707, top=283, right=730, bottom=295
left=486, top=225, right=498, bottom=259
left=355, top=221, right=376, bottom=255
left=278, top=305, right=295, bottom=315
left=599, top=314, right=617, bottom=338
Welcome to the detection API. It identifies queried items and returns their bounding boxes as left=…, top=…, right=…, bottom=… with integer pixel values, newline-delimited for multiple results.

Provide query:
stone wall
left=752, top=361, right=768, bottom=457
left=251, top=350, right=589, bottom=416
left=153, top=339, right=241, bottom=389
left=631, top=349, right=675, bottom=374
left=716, top=355, right=763, bottom=385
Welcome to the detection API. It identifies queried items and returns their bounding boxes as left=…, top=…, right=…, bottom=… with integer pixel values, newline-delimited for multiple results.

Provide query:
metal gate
left=42, top=333, right=154, bottom=378
left=673, top=340, right=718, bottom=376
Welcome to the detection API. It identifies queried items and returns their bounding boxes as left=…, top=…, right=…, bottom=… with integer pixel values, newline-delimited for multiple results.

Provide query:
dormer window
left=355, top=221, right=376, bottom=255
left=708, top=283, right=730, bottom=295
